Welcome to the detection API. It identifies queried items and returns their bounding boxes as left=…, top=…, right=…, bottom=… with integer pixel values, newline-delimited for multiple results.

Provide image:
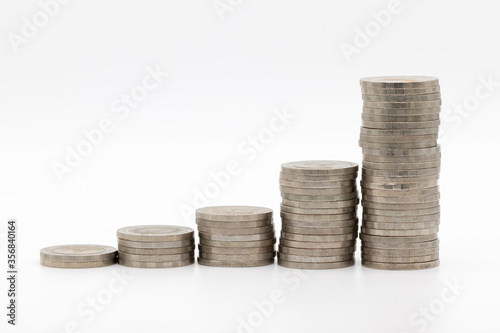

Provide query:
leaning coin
left=278, top=252, right=354, bottom=263
left=361, top=239, right=439, bottom=250
left=362, top=194, right=440, bottom=204
left=198, top=258, right=274, bottom=267
left=362, top=167, right=440, bottom=177
left=279, top=238, right=356, bottom=249
left=280, top=172, right=358, bottom=182
left=117, top=252, right=194, bottom=262
left=200, top=252, right=276, bottom=261
left=197, top=224, right=274, bottom=235
left=280, top=186, right=357, bottom=196
left=363, top=221, right=439, bottom=230
left=278, top=259, right=355, bottom=269
left=198, top=245, right=275, bottom=254
left=361, top=86, right=440, bottom=95
left=282, top=225, right=358, bottom=235
left=281, top=218, right=358, bottom=229
left=281, top=160, right=358, bottom=176
left=362, top=113, right=440, bottom=122
left=199, top=238, right=276, bottom=248
left=361, top=180, right=439, bottom=190
left=359, top=134, right=438, bottom=143
left=361, top=200, right=439, bottom=210
left=360, top=127, right=439, bottom=136
left=118, top=239, right=194, bottom=249
left=40, top=258, right=116, bottom=268
left=359, top=233, right=438, bottom=244
left=361, top=227, right=439, bottom=237
left=40, top=244, right=117, bottom=262
left=280, top=211, right=357, bottom=222
left=198, top=232, right=275, bottom=242
left=280, top=203, right=356, bottom=215
left=361, top=246, right=438, bottom=257
left=279, top=179, right=356, bottom=189
left=281, top=232, right=357, bottom=242
left=360, top=76, right=439, bottom=88
left=362, top=120, right=441, bottom=129
left=196, top=206, right=272, bottom=221
left=196, top=218, right=273, bottom=228
left=362, top=259, right=439, bottom=270
left=363, top=213, right=440, bottom=223
left=281, top=191, right=359, bottom=202
left=282, top=198, right=359, bottom=209
left=279, top=245, right=356, bottom=256
left=362, top=92, right=441, bottom=102
left=118, top=258, right=194, bottom=268
left=118, top=245, right=195, bottom=255
left=359, top=140, right=438, bottom=149
left=363, top=100, right=441, bottom=109
left=362, top=206, right=440, bottom=217
left=362, top=253, right=439, bottom=263
left=117, top=225, right=194, bottom=242
left=361, top=187, right=440, bottom=197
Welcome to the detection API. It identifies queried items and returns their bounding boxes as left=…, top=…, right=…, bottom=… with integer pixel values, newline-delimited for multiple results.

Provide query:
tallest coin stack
left=359, top=76, right=441, bottom=270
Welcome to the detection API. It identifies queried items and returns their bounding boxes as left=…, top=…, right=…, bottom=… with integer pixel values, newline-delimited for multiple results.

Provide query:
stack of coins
left=196, top=206, right=276, bottom=267
left=278, top=161, right=359, bottom=269
left=117, top=225, right=195, bottom=268
left=359, top=76, right=441, bottom=270
left=40, top=244, right=117, bottom=268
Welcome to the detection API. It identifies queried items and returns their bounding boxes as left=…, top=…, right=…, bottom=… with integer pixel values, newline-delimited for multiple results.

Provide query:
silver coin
left=363, top=221, right=439, bottom=231
left=359, top=140, right=438, bottom=149
left=362, top=145, right=441, bottom=156
left=198, top=257, right=274, bottom=267
left=197, top=224, right=274, bottom=235
left=361, top=186, right=439, bottom=197
left=361, top=239, right=439, bottom=250
left=282, top=198, right=359, bottom=209
left=282, top=225, right=358, bottom=235
left=118, top=245, right=195, bottom=255
left=279, top=238, right=356, bottom=249
left=196, top=206, right=272, bottom=221
left=362, top=206, right=440, bottom=217
left=280, top=203, right=356, bottom=215
left=362, top=246, right=438, bottom=257
left=281, top=231, right=357, bottom=242
left=360, top=127, right=439, bottom=136
left=40, top=258, right=116, bottom=268
left=117, top=252, right=194, bottom=262
left=280, top=211, right=357, bottom=222
left=363, top=100, right=441, bottom=109
left=198, top=244, right=275, bottom=254
left=199, top=238, right=276, bottom=248
left=362, top=152, right=441, bottom=163
left=281, top=160, right=359, bottom=176
left=278, top=258, right=355, bottom=269
left=117, top=239, right=194, bottom=249
left=362, top=120, right=440, bottom=129
left=360, top=76, right=439, bottom=88
left=281, top=218, right=358, bottom=229
left=362, top=113, right=440, bottom=122
left=281, top=191, right=359, bottom=202
left=280, top=172, right=358, bottom=182
left=360, top=233, right=438, bottom=244
left=280, top=185, right=357, bottom=196
left=362, top=167, right=440, bottom=177
left=362, top=160, right=440, bottom=170
left=361, top=174, right=440, bottom=183
left=117, top=225, right=194, bottom=242
left=279, top=178, right=356, bottom=189
left=362, top=106, right=441, bottom=116
left=196, top=218, right=273, bottom=228
left=362, top=194, right=440, bottom=204
left=363, top=213, right=440, bottom=223
left=278, top=252, right=354, bottom=263
left=361, top=86, right=440, bottom=95
left=361, top=227, right=439, bottom=237
left=118, top=258, right=194, bottom=268
left=40, top=244, right=117, bottom=262
left=362, top=92, right=441, bottom=102
left=361, top=200, right=439, bottom=210
left=362, top=259, right=439, bottom=270
left=360, top=133, right=438, bottom=143
left=200, top=252, right=276, bottom=261
left=361, top=180, right=439, bottom=190
left=362, top=253, right=439, bottom=263
left=198, top=232, right=275, bottom=242
left=278, top=245, right=356, bottom=256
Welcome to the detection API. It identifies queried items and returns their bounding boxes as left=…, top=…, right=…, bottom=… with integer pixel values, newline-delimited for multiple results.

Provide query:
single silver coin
left=197, top=224, right=274, bottom=235
left=279, top=172, right=358, bottom=182
left=362, top=194, right=440, bottom=204
left=282, top=225, right=358, bottom=235
left=198, top=244, right=275, bottom=254
left=282, top=198, right=359, bottom=209
left=40, top=244, right=117, bottom=262
left=281, top=191, right=359, bottom=202
left=363, top=100, right=441, bottom=109
left=280, top=186, right=357, bottom=196
left=117, top=225, right=194, bottom=242
left=361, top=174, right=440, bottom=184
left=361, top=186, right=440, bottom=197
left=362, top=206, right=440, bottom=217
left=361, top=86, right=440, bottom=95
left=362, top=167, right=440, bottom=177
left=281, top=160, right=358, bottom=176
left=362, top=107, right=441, bottom=115
left=362, top=160, right=441, bottom=170
left=361, top=200, right=440, bottom=210
left=117, top=252, right=194, bottom=262
left=117, top=239, right=194, bottom=249
left=40, top=258, right=116, bottom=268
left=361, top=239, right=439, bottom=250
left=279, top=178, right=356, bottom=189
left=360, top=133, right=438, bottom=143
left=362, top=221, right=440, bottom=230
left=196, top=218, right=273, bottom=228
left=281, top=231, right=357, bottom=242
left=362, top=145, right=441, bottom=156
left=278, top=252, right=354, bottom=263
left=199, top=252, right=276, bottom=261
left=199, top=238, right=276, bottom=248
left=198, top=231, right=275, bottom=242
left=362, top=92, right=441, bottom=102
left=196, top=206, right=273, bottom=221
left=280, top=211, right=357, bottom=222
left=278, top=258, right=355, bottom=269
left=362, top=113, right=440, bottom=122
left=362, top=120, right=441, bottom=129
left=361, top=180, right=439, bottom=190
left=118, top=258, right=194, bottom=268
left=197, top=258, right=274, bottom=267
left=362, top=253, right=439, bottom=263
left=278, top=245, right=356, bottom=256
left=361, top=227, right=439, bottom=237
left=280, top=203, right=356, bottom=215
left=360, top=76, right=439, bottom=88
left=363, top=213, right=440, bottom=223
left=362, top=259, right=440, bottom=270
left=362, top=153, right=440, bottom=163
left=279, top=238, right=356, bottom=249
left=359, top=233, right=438, bottom=244
left=361, top=246, right=438, bottom=257
left=359, top=140, right=438, bottom=149
left=118, top=245, right=195, bottom=255
left=281, top=218, right=358, bottom=229
left=360, top=127, right=439, bottom=136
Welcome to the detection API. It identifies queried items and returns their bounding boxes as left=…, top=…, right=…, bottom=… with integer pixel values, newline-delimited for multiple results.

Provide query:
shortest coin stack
left=196, top=206, right=276, bottom=267
left=117, top=225, right=195, bottom=268
left=40, top=244, right=117, bottom=268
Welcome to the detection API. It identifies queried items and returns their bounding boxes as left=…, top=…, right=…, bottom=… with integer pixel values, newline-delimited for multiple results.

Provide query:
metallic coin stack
left=278, top=161, right=359, bottom=269
left=359, top=76, right=441, bottom=270
left=40, top=244, right=117, bottom=268
left=196, top=206, right=276, bottom=267
left=117, top=225, right=195, bottom=268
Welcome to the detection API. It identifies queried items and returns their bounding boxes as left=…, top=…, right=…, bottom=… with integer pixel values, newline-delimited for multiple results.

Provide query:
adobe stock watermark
left=339, top=0, right=404, bottom=64
left=8, top=0, right=72, bottom=53
left=51, top=65, right=169, bottom=182
left=57, top=269, right=134, bottom=333
left=440, top=74, right=500, bottom=143
left=213, top=0, right=244, bottom=21
left=402, top=277, right=467, bottom=333
left=236, top=270, right=309, bottom=333
left=179, top=106, right=296, bottom=223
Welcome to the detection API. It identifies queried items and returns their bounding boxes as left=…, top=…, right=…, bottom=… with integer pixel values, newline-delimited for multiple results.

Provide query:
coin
left=282, top=198, right=359, bottom=209
left=199, top=238, right=276, bottom=248
left=362, top=146, right=441, bottom=156
left=363, top=100, right=441, bottom=109
left=362, top=120, right=441, bottom=129
left=361, top=239, right=439, bottom=250
left=360, top=127, right=439, bottom=136
left=280, top=211, right=357, bottom=222
left=40, top=244, right=117, bottom=262
left=362, top=194, right=440, bottom=204
left=278, top=253, right=354, bottom=263
left=280, top=185, right=357, bottom=196
left=359, top=233, right=438, bottom=244
left=360, top=76, right=439, bottom=88
left=281, top=191, right=359, bottom=202
left=361, top=86, right=440, bottom=95
left=196, top=218, right=273, bottom=228
left=362, top=106, right=441, bottom=116
left=361, top=227, right=438, bottom=237
left=362, top=153, right=440, bottom=163
left=282, top=225, right=358, bottom=235
left=117, top=225, right=194, bottom=242
left=280, top=203, right=356, bottom=215
left=362, top=167, right=440, bottom=177
left=196, top=206, right=273, bottom=221
left=118, top=258, right=194, bottom=268
left=280, top=172, right=358, bottom=182
left=118, top=252, right=194, bottom=262
left=40, top=258, right=117, bottom=268
left=278, top=245, right=356, bottom=256
left=198, top=245, right=275, bottom=254
left=361, top=180, right=439, bottom=190
left=281, top=218, right=358, bottom=228
left=281, top=160, right=358, bottom=176
left=278, top=259, right=355, bottom=269
left=359, top=134, right=438, bottom=143
left=362, top=206, right=440, bottom=217
left=361, top=200, right=439, bottom=210
left=363, top=213, right=440, bottom=222
left=118, top=239, right=194, bottom=249
left=361, top=174, right=440, bottom=183
left=359, top=140, right=438, bottom=149
left=361, top=187, right=439, bottom=197
left=361, top=259, right=439, bottom=270
left=362, top=92, right=441, bottom=102
left=198, top=232, right=275, bottom=242
left=363, top=221, right=439, bottom=230
left=279, top=179, right=356, bottom=188
left=279, top=238, right=356, bottom=249
left=197, top=225, right=274, bottom=235
left=281, top=232, right=357, bottom=242
left=361, top=246, right=439, bottom=257
left=198, top=258, right=274, bottom=267
left=362, top=253, right=439, bottom=263
left=118, top=245, right=195, bottom=255
left=200, top=252, right=276, bottom=261
left=362, top=160, right=440, bottom=170
left=362, top=113, right=440, bottom=122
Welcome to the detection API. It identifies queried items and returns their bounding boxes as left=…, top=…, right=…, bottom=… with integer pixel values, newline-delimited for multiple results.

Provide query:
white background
left=1, top=0, right=500, bottom=332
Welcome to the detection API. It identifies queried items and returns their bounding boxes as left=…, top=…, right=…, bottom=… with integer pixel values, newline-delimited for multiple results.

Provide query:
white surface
left=1, top=0, right=499, bottom=332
